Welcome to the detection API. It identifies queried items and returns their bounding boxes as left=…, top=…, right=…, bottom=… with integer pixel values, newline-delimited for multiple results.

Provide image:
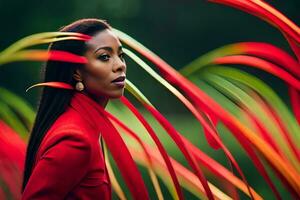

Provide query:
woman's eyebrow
left=94, top=46, right=123, bottom=54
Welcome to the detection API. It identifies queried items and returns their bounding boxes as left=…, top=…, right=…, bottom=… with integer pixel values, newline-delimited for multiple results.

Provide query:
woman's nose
left=113, top=57, right=126, bottom=72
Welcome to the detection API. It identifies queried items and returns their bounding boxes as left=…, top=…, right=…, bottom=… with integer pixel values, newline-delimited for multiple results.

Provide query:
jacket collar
left=70, top=92, right=106, bottom=138
left=69, top=92, right=151, bottom=199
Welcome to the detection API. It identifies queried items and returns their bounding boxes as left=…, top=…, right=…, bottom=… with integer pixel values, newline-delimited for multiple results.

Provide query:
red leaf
left=285, top=35, right=300, bottom=61
left=48, top=50, right=87, bottom=63
left=15, top=50, right=87, bottom=63
left=0, top=120, right=26, bottom=170
left=213, top=55, right=300, bottom=90
left=26, top=82, right=74, bottom=92
left=289, top=87, right=300, bottom=126
left=208, top=0, right=300, bottom=43
left=0, top=120, right=26, bottom=199
left=236, top=42, right=300, bottom=78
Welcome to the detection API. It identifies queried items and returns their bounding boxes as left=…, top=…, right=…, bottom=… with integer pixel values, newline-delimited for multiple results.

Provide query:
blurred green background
left=0, top=0, right=299, bottom=110
left=0, top=0, right=299, bottom=199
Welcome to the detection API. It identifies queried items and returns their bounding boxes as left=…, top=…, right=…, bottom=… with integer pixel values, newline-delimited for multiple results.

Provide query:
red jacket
left=21, top=92, right=112, bottom=200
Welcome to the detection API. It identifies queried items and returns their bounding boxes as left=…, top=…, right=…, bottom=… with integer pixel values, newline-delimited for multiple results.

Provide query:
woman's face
left=77, top=29, right=126, bottom=101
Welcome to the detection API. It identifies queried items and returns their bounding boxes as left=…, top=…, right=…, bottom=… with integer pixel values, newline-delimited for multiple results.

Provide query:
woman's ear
left=73, top=69, right=82, bottom=81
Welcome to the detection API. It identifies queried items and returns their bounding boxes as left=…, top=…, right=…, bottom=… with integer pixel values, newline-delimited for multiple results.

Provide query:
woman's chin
left=104, top=89, right=124, bottom=99
left=110, top=92, right=124, bottom=99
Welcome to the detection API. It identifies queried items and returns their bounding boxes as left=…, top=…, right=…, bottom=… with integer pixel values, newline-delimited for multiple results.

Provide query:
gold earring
left=75, top=81, right=84, bottom=91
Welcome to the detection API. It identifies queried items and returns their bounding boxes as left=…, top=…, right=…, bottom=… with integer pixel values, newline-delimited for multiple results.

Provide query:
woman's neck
left=81, top=91, right=108, bottom=108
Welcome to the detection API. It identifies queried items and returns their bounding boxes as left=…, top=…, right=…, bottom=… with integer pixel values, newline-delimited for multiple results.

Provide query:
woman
left=22, top=18, right=126, bottom=199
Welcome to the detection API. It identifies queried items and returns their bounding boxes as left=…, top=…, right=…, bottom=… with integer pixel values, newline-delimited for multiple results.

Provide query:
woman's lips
left=112, top=75, right=125, bottom=82
left=112, top=75, right=126, bottom=87
left=112, top=81, right=125, bottom=87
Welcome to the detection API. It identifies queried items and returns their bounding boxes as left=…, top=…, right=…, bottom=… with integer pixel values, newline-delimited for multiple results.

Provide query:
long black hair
left=22, top=18, right=111, bottom=191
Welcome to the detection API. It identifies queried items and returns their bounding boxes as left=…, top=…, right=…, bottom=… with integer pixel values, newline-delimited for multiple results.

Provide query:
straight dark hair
left=22, top=18, right=111, bottom=192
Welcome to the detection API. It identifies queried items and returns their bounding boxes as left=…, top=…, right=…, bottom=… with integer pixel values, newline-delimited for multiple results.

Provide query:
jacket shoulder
left=35, top=107, right=92, bottom=163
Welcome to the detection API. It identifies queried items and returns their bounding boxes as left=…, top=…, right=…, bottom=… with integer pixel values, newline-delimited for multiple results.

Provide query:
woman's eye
left=119, top=52, right=125, bottom=60
left=98, top=54, right=110, bottom=61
